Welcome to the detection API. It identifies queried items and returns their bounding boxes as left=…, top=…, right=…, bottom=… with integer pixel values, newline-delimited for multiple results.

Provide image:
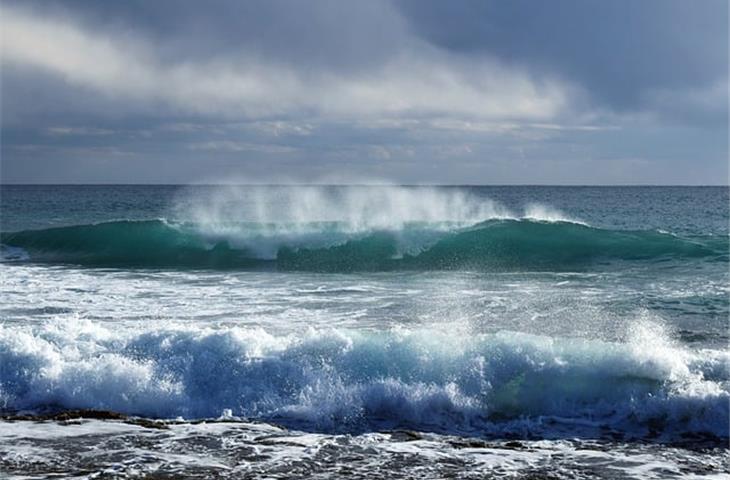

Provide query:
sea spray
left=175, top=185, right=514, bottom=231
left=1, top=185, right=727, bottom=478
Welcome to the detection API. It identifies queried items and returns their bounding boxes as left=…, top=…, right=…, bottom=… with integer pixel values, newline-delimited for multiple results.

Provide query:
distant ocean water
left=1, top=185, right=728, bottom=479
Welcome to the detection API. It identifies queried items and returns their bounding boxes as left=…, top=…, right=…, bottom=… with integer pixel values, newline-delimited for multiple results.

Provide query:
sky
left=1, top=0, right=727, bottom=185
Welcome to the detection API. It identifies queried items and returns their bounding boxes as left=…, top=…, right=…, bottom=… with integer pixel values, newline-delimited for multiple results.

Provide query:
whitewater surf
left=1, top=185, right=728, bottom=478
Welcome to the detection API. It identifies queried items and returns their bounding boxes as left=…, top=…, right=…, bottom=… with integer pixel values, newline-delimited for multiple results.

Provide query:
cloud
left=641, top=80, right=729, bottom=126
left=46, top=126, right=115, bottom=136
left=395, top=0, right=728, bottom=117
left=0, top=1, right=726, bottom=184
left=1, top=5, right=569, bottom=121
left=187, top=140, right=297, bottom=154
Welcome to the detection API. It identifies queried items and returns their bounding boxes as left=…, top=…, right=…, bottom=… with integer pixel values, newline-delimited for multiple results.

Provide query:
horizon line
left=0, top=183, right=728, bottom=188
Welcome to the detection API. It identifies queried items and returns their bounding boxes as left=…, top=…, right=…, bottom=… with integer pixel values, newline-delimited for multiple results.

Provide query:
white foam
left=0, top=317, right=726, bottom=438
left=523, top=202, right=586, bottom=224
left=0, top=419, right=723, bottom=479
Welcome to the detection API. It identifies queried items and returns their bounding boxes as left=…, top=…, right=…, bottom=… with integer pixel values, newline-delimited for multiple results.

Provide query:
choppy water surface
left=1, top=185, right=728, bottom=479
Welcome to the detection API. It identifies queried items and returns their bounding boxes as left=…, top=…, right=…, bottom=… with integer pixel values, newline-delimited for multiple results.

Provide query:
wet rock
left=126, top=418, right=169, bottom=430
left=2, top=409, right=128, bottom=422
left=504, top=440, right=525, bottom=449
left=388, top=430, right=423, bottom=442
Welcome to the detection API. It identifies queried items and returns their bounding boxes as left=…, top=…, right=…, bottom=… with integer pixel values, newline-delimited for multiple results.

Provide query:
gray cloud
left=396, top=0, right=728, bottom=115
left=0, top=0, right=727, bottom=184
left=2, top=4, right=571, bottom=121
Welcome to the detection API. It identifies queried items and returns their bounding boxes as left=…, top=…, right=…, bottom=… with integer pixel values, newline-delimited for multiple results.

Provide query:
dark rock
left=388, top=430, right=423, bottom=442
left=504, top=441, right=525, bottom=449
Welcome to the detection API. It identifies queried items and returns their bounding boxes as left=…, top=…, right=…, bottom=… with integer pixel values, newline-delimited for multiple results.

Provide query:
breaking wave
left=0, top=319, right=727, bottom=440
left=1, top=218, right=723, bottom=271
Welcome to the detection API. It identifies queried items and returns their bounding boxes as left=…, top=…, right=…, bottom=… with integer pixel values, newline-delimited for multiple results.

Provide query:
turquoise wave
left=1, top=219, right=725, bottom=270
left=1, top=220, right=261, bottom=269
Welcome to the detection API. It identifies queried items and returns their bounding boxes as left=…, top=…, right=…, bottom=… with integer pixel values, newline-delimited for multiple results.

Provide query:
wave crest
left=2, top=218, right=723, bottom=270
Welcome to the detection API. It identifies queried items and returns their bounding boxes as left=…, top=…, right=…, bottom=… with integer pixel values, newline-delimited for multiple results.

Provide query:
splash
left=524, top=202, right=585, bottom=224
left=0, top=317, right=727, bottom=439
left=177, top=185, right=514, bottom=232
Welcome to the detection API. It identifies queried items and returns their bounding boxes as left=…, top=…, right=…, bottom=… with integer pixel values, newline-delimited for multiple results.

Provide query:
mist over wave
left=2, top=186, right=724, bottom=270
left=172, top=185, right=583, bottom=259
left=176, top=185, right=522, bottom=231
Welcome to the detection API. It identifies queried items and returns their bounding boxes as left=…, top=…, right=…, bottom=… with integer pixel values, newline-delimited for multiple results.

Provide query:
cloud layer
left=1, top=0, right=727, bottom=184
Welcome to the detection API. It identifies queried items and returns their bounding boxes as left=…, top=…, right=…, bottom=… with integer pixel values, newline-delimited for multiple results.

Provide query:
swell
left=0, top=220, right=264, bottom=269
left=1, top=219, right=725, bottom=271
left=1, top=321, right=727, bottom=439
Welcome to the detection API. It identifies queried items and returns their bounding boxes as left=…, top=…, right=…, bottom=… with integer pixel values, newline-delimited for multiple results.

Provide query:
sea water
left=0, top=185, right=728, bottom=478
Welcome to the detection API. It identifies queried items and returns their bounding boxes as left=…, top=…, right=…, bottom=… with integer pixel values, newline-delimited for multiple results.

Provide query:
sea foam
left=1, top=318, right=727, bottom=439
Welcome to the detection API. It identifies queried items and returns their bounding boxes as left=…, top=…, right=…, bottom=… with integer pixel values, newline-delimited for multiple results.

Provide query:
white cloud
left=1, top=6, right=570, bottom=121
left=46, top=126, right=115, bottom=136
left=187, top=140, right=297, bottom=154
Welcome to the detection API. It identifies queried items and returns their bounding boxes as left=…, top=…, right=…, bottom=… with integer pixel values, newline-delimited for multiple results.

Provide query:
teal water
left=2, top=185, right=728, bottom=234
left=0, top=186, right=728, bottom=474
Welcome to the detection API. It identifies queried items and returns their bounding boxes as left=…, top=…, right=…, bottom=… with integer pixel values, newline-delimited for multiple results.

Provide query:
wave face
left=1, top=220, right=262, bottom=269
left=0, top=320, right=727, bottom=439
left=1, top=218, right=724, bottom=271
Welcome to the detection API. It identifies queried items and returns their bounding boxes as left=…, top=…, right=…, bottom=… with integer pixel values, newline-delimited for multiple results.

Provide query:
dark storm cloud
left=12, top=0, right=723, bottom=116
left=395, top=0, right=728, bottom=111
left=0, top=0, right=727, bottom=184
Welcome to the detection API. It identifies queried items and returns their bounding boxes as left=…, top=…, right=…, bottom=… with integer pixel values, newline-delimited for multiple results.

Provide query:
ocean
left=0, top=185, right=728, bottom=479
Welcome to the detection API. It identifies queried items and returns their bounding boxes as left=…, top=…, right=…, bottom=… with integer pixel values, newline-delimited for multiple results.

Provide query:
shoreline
left=2, top=409, right=727, bottom=451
